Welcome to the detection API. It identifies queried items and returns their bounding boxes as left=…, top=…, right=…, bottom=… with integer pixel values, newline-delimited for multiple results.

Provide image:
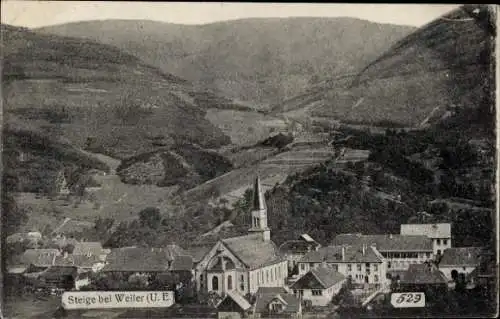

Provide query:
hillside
left=37, top=18, right=415, bottom=107
left=1, top=24, right=234, bottom=159
left=274, top=5, right=494, bottom=127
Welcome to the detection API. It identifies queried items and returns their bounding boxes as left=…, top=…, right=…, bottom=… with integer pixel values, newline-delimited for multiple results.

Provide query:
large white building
left=297, top=244, right=389, bottom=287
left=331, top=233, right=434, bottom=272
left=193, top=176, right=288, bottom=296
left=400, top=223, right=452, bottom=256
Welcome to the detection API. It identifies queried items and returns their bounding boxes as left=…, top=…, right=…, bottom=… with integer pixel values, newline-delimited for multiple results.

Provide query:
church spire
left=252, top=175, right=267, bottom=211
left=248, top=175, right=270, bottom=241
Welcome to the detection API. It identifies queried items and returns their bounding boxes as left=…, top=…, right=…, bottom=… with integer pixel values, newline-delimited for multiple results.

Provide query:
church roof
left=252, top=175, right=267, bottom=211
left=222, top=233, right=282, bottom=269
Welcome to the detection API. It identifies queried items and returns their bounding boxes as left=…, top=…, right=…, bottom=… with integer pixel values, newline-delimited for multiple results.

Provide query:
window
left=312, top=290, right=323, bottom=296
left=437, top=239, right=441, bottom=245
left=388, top=262, right=391, bottom=269
left=309, top=263, right=315, bottom=268
left=444, top=239, right=448, bottom=245
left=266, top=270, right=269, bottom=283
left=227, top=275, right=233, bottom=290
left=374, top=275, right=379, bottom=282
left=271, top=269, right=274, bottom=282
left=240, top=275, right=245, bottom=291
left=357, top=264, right=362, bottom=271
left=271, top=303, right=283, bottom=312
left=437, top=250, right=442, bottom=255
left=293, top=289, right=297, bottom=295
left=347, top=264, right=352, bottom=271
left=332, top=264, right=338, bottom=272
left=300, top=264, right=305, bottom=270
left=374, top=264, right=378, bottom=271
left=275, top=267, right=278, bottom=280
left=212, top=276, right=219, bottom=291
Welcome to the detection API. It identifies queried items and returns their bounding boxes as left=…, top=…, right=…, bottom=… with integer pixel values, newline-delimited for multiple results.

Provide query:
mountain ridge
left=37, top=17, right=415, bottom=107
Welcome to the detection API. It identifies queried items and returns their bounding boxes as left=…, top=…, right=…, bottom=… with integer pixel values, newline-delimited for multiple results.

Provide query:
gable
left=196, top=241, right=247, bottom=271
left=291, top=272, right=325, bottom=289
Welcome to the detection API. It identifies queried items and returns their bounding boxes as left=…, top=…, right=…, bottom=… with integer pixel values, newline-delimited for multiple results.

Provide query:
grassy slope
left=275, top=5, right=493, bottom=127
left=2, top=24, right=231, bottom=159
left=37, top=18, right=414, bottom=107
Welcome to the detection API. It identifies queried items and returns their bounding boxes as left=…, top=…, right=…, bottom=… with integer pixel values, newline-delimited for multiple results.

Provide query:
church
left=193, top=176, right=288, bottom=296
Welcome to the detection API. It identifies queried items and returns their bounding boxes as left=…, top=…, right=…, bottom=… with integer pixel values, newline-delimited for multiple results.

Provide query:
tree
left=138, top=207, right=161, bottom=229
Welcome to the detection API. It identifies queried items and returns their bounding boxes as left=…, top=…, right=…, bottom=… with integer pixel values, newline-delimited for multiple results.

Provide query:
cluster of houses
left=5, top=176, right=496, bottom=318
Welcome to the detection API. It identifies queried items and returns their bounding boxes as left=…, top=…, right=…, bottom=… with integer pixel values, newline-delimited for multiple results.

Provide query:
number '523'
left=396, top=293, right=422, bottom=303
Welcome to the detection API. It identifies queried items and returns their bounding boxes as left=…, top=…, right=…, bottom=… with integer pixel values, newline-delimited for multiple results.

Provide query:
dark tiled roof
left=54, top=254, right=100, bottom=268
left=300, top=245, right=383, bottom=263
left=256, top=287, right=288, bottom=295
left=278, top=240, right=319, bottom=255
left=332, top=234, right=433, bottom=252
left=291, top=266, right=345, bottom=289
left=170, top=255, right=194, bottom=271
left=217, top=291, right=252, bottom=311
left=185, top=245, right=212, bottom=263
left=103, top=246, right=190, bottom=272
left=400, top=264, right=447, bottom=285
left=439, top=247, right=483, bottom=266
left=72, top=242, right=105, bottom=256
left=22, top=249, right=59, bottom=267
left=42, top=266, right=78, bottom=280
left=222, top=234, right=282, bottom=269
left=254, top=292, right=301, bottom=314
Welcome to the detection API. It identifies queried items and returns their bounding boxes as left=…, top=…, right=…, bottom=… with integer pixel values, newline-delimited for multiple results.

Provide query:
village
left=4, top=176, right=497, bottom=318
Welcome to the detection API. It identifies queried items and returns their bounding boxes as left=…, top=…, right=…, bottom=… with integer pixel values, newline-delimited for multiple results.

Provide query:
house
left=216, top=291, right=253, bottom=319
left=395, top=263, right=448, bottom=301
left=298, top=244, right=388, bottom=287
left=332, top=233, right=434, bottom=272
left=279, top=234, right=321, bottom=273
left=72, top=241, right=110, bottom=261
left=253, top=287, right=302, bottom=318
left=39, top=266, right=78, bottom=290
left=21, top=249, right=60, bottom=272
left=193, top=176, right=288, bottom=297
left=291, top=265, right=345, bottom=307
left=438, top=247, right=483, bottom=281
left=51, top=218, right=95, bottom=239
left=102, top=246, right=193, bottom=284
left=54, top=253, right=104, bottom=273
left=400, top=223, right=452, bottom=256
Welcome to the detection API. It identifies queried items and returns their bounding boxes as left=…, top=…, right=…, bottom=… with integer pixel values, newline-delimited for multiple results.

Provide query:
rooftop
left=400, top=264, right=448, bottom=285
left=332, top=233, right=433, bottom=252
left=291, top=266, right=345, bottom=289
left=400, top=223, right=451, bottom=238
left=300, top=245, right=383, bottom=263
left=221, top=233, right=282, bottom=269
left=439, top=247, right=483, bottom=267
left=254, top=291, right=301, bottom=314
left=102, top=246, right=192, bottom=272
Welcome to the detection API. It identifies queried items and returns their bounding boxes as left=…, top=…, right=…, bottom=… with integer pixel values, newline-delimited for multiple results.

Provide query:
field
left=15, top=152, right=181, bottom=231
left=205, top=109, right=287, bottom=146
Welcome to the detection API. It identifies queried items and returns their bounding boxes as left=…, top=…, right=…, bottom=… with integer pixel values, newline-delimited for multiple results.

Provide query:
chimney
left=389, top=234, right=393, bottom=239
left=321, top=256, right=327, bottom=268
left=362, top=244, right=366, bottom=256
left=341, top=246, right=346, bottom=261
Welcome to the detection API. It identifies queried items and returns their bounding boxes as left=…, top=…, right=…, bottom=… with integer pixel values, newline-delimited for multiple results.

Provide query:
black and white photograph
left=0, top=2, right=498, bottom=318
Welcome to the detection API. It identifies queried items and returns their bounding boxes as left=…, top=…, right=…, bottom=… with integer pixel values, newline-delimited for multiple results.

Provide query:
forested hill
left=37, top=17, right=414, bottom=108
left=273, top=5, right=494, bottom=128
left=261, top=5, right=496, bottom=248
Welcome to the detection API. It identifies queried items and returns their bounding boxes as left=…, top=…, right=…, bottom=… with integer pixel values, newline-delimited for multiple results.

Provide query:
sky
left=2, top=1, right=460, bottom=29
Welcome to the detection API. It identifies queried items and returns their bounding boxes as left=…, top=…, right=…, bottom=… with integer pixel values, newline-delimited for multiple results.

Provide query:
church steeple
left=248, top=175, right=270, bottom=241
